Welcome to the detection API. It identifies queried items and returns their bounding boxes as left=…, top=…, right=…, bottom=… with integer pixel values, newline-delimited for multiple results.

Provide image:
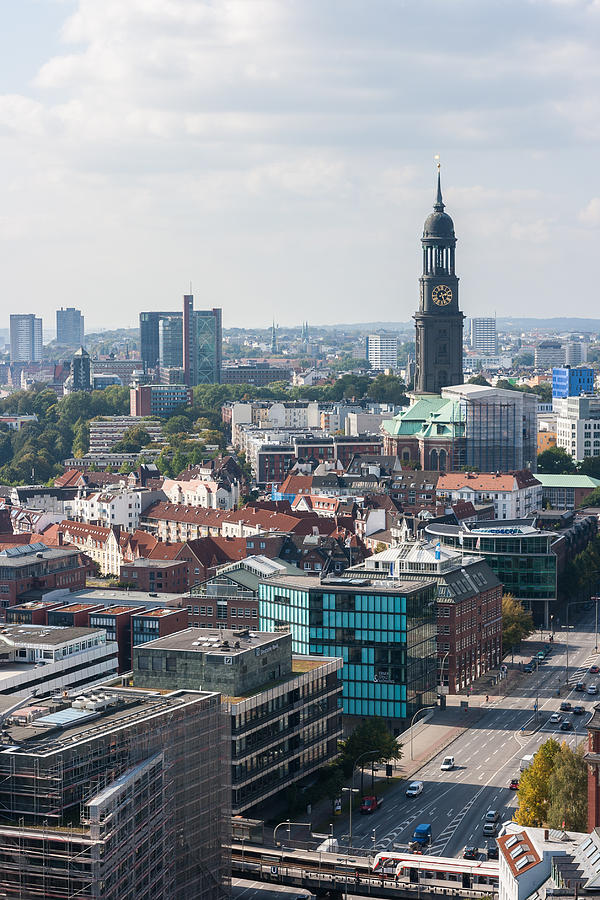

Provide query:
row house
left=69, top=488, right=145, bottom=531
left=162, top=475, right=240, bottom=511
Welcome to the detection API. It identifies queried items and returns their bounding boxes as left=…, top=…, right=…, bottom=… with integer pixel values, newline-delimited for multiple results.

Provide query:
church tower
left=414, top=166, right=464, bottom=394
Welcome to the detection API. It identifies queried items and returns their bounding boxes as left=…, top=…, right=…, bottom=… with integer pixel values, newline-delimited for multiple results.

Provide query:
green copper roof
left=382, top=396, right=464, bottom=438
left=536, top=474, right=600, bottom=488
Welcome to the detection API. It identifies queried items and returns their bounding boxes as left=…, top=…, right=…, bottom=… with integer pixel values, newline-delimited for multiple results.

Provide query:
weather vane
left=434, top=153, right=440, bottom=171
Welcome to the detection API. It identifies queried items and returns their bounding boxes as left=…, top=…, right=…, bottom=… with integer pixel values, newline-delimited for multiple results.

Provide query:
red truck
left=359, top=795, right=383, bottom=814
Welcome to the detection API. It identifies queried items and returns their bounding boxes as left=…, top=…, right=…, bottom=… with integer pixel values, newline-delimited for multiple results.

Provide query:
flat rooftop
left=139, top=626, right=282, bottom=654
left=0, top=687, right=219, bottom=755
left=263, top=574, right=435, bottom=594
left=0, top=546, right=81, bottom=567
left=0, top=624, right=104, bottom=646
left=90, top=605, right=145, bottom=616
left=134, top=607, right=181, bottom=618
left=223, top=655, right=339, bottom=704
left=52, top=603, right=103, bottom=614
left=9, top=600, right=64, bottom=611
left=66, top=588, right=184, bottom=606
left=122, top=558, right=187, bottom=569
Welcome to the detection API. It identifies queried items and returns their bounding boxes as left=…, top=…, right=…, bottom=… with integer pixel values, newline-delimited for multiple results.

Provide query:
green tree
left=339, top=717, right=402, bottom=780
left=537, top=446, right=577, bottom=475
left=547, top=742, right=588, bottom=831
left=366, top=373, right=407, bottom=404
left=502, top=593, right=535, bottom=653
left=578, top=457, right=600, bottom=480
left=112, top=426, right=152, bottom=454
left=468, top=374, right=491, bottom=386
left=515, top=738, right=561, bottom=826
left=580, top=486, right=600, bottom=508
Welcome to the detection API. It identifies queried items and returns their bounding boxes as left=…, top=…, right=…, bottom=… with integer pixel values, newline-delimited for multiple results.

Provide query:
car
left=406, top=781, right=424, bottom=798
left=590, top=665, right=600, bottom=675
left=573, top=706, right=586, bottom=715
left=487, top=845, right=499, bottom=860
left=549, top=712, right=562, bottom=724
left=509, top=778, right=519, bottom=790
left=560, top=701, right=572, bottom=712
left=485, top=810, right=500, bottom=823
left=440, top=756, right=455, bottom=771
left=483, top=822, right=498, bottom=836
left=560, top=720, right=574, bottom=731
left=576, top=683, right=587, bottom=692
left=523, top=664, right=534, bottom=673
left=588, top=685, right=598, bottom=695
left=463, top=847, right=479, bottom=860
left=537, top=650, right=546, bottom=660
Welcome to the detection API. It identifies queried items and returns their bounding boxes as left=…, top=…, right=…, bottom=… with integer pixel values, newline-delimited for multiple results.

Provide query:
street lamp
left=410, top=705, right=436, bottom=760
left=352, top=749, right=383, bottom=795
left=273, top=820, right=311, bottom=847
left=438, top=650, right=449, bottom=693
left=341, top=787, right=359, bottom=850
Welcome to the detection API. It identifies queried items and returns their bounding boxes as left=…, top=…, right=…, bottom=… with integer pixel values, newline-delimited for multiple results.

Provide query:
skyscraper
left=56, top=307, right=84, bottom=346
left=470, top=317, right=497, bottom=355
left=414, top=168, right=464, bottom=394
left=9, top=314, right=42, bottom=363
left=366, top=332, right=398, bottom=370
left=183, top=295, right=222, bottom=386
left=159, top=315, right=183, bottom=368
left=72, top=346, right=92, bottom=391
left=140, top=310, right=182, bottom=370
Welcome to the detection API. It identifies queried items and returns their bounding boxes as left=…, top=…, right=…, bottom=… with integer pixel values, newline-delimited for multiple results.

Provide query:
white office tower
left=366, top=332, right=398, bottom=370
left=10, top=314, right=42, bottom=363
left=470, top=317, right=498, bottom=355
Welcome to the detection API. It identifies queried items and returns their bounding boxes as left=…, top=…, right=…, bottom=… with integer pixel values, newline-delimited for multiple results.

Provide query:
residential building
left=587, top=704, right=600, bottom=829
left=537, top=430, right=557, bottom=454
left=0, top=414, right=37, bottom=431
left=9, top=314, right=42, bottom=363
left=366, top=332, right=398, bottom=370
left=436, top=470, right=542, bottom=520
left=259, top=574, right=437, bottom=733
left=470, top=317, right=498, bottom=355
left=130, top=382, right=192, bottom=416
left=163, top=470, right=241, bottom=511
left=56, top=306, right=84, bottom=346
left=536, top=473, right=600, bottom=510
left=0, top=542, right=88, bottom=616
left=0, top=686, right=229, bottom=900
left=0, top=623, right=117, bottom=696
left=552, top=365, right=594, bottom=400
left=69, top=487, right=145, bottom=531
left=555, top=395, right=600, bottom=459
left=120, top=557, right=190, bottom=593
left=88, top=604, right=142, bottom=671
left=382, top=383, right=538, bottom=473
left=183, top=294, right=222, bottom=386
left=344, top=539, right=502, bottom=693
left=88, top=416, right=164, bottom=452
left=140, top=310, right=182, bottom=370
left=132, top=627, right=342, bottom=815
left=497, top=826, right=576, bottom=900
left=462, top=354, right=513, bottom=373
left=535, top=340, right=565, bottom=370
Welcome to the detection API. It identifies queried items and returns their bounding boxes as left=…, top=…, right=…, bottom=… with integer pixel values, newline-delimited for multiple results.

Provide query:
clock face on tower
left=432, top=284, right=453, bottom=306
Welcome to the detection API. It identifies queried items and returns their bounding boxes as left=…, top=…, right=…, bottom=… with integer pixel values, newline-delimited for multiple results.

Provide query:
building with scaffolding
left=132, top=627, right=343, bottom=815
left=0, top=685, right=230, bottom=900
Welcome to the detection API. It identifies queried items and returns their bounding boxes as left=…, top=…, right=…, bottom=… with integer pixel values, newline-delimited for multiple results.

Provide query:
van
left=520, top=754, right=534, bottom=772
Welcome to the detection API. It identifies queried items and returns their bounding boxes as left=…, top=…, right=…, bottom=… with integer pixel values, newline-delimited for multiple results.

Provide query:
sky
left=0, top=0, right=600, bottom=333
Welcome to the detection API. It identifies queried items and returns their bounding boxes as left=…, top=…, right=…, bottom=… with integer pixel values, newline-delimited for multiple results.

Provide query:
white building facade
left=555, top=395, right=600, bottom=460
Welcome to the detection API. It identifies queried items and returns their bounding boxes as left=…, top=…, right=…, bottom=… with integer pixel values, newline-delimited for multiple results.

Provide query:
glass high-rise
left=56, top=307, right=84, bottom=346
left=258, top=574, right=437, bottom=733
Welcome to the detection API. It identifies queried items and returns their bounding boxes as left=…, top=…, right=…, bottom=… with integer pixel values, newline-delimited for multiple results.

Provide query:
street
left=344, top=610, right=598, bottom=860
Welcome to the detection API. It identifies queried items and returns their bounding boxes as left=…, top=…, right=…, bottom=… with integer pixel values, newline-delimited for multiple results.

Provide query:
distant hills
left=327, top=317, right=600, bottom=334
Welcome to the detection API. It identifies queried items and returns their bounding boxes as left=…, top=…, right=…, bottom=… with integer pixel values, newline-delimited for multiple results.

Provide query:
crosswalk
left=428, top=789, right=484, bottom=856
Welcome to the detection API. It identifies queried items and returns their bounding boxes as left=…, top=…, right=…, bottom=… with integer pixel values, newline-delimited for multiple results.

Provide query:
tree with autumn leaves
left=516, top=738, right=587, bottom=831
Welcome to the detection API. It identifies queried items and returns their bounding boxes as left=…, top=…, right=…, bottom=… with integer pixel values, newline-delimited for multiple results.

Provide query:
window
left=231, top=609, right=237, bottom=617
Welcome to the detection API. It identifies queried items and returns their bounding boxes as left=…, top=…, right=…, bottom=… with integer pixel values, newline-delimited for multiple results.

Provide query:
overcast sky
left=0, top=0, right=599, bottom=332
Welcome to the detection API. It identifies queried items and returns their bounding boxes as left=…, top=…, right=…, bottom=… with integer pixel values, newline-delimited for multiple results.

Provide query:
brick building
left=119, top=558, right=190, bottom=593
left=0, top=542, right=88, bottom=617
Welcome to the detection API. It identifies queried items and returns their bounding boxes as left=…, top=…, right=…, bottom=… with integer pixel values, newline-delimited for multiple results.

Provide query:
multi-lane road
left=347, top=611, right=599, bottom=860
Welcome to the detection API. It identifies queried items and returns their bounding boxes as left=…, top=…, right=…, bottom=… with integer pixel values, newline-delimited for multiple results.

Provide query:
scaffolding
left=0, top=689, right=231, bottom=900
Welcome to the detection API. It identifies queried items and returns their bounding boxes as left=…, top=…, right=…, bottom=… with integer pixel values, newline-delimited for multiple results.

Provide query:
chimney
left=57, top=531, right=64, bottom=547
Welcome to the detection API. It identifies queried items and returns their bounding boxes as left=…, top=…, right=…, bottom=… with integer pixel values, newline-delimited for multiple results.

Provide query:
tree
left=537, top=446, right=577, bottom=475
left=112, top=426, right=152, bottom=454
left=514, top=351, right=534, bottom=367
left=579, top=457, right=600, bottom=480
left=580, top=486, right=600, bottom=508
left=502, top=593, right=535, bottom=654
left=339, top=717, right=402, bottom=780
left=516, top=738, right=561, bottom=826
left=547, top=742, right=588, bottom=831
left=468, top=374, right=491, bottom=386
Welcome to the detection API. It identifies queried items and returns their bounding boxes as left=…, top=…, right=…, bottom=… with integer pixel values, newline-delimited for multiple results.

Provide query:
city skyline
left=1, top=2, right=600, bottom=329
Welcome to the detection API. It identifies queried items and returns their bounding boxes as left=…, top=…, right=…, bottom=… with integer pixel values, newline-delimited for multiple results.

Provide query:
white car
left=441, top=756, right=455, bottom=771
left=588, top=685, right=598, bottom=695
left=405, top=781, right=424, bottom=797
left=549, top=712, right=562, bottom=724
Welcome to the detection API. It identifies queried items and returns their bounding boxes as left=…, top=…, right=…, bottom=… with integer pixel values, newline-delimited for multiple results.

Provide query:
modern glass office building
left=425, top=520, right=557, bottom=624
left=258, top=575, right=437, bottom=732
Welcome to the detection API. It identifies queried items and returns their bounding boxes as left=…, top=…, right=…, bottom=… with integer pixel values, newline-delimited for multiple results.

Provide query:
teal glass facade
left=258, top=579, right=437, bottom=730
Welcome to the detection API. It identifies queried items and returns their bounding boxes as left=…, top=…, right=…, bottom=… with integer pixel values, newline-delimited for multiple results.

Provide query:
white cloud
left=579, top=197, right=600, bottom=226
